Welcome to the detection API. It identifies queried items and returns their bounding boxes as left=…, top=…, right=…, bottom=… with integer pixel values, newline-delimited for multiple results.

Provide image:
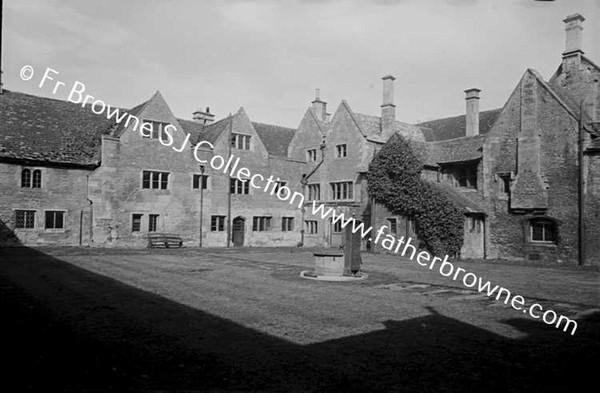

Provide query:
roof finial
left=315, top=88, right=320, bottom=101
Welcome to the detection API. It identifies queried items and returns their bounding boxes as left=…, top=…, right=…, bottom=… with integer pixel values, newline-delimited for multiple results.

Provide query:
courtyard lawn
left=0, top=246, right=598, bottom=392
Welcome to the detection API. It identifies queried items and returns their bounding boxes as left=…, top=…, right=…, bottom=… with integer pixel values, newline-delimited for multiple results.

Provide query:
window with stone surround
left=307, top=149, right=317, bottom=162
left=131, top=214, right=143, bottom=232
left=192, top=174, right=209, bottom=190
left=148, top=214, right=159, bottom=232
left=281, top=217, right=294, bottom=232
left=308, top=184, right=321, bottom=201
left=336, top=144, right=347, bottom=158
left=230, top=178, right=250, bottom=194
left=142, top=120, right=171, bottom=143
left=332, top=220, right=343, bottom=233
left=45, top=211, right=65, bottom=230
left=387, top=218, right=397, bottom=234
left=142, top=171, right=169, bottom=190
left=211, top=216, right=225, bottom=232
left=305, top=220, right=318, bottom=234
left=252, top=216, right=271, bottom=231
left=21, top=168, right=42, bottom=188
left=231, top=133, right=251, bottom=150
left=530, top=219, right=557, bottom=243
left=330, top=181, right=353, bottom=200
left=15, top=210, right=35, bottom=229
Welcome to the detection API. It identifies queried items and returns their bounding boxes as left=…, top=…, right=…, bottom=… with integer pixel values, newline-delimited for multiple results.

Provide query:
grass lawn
left=1, top=246, right=598, bottom=392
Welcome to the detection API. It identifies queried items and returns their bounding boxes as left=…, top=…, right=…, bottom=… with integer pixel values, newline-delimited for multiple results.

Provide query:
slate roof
left=418, top=109, right=502, bottom=142
left=409, top=134, right=487, bottom=167
left=428, top=181, right=486, bottom=214
left=112, top=100, right=147, bottom=138
left=353, top=113, right=425, bottom=142
left=252, top=122, right=296, bottom=157
left=177, top=118, right=206, bottom=143
left=183, top=115, right=297, bottom=157
left=0, top=90, right=116, bottom=166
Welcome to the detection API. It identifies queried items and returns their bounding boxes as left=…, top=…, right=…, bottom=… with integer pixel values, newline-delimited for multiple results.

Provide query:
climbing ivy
left=367, top=134, right=464, bottom=257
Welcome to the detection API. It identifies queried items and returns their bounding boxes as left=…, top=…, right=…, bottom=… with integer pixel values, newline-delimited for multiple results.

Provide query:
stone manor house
left=1, top=14, right=599, bottom=265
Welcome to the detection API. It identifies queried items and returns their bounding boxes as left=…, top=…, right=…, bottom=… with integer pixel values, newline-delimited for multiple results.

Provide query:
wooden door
left=232, top=217, right=245, bottom=247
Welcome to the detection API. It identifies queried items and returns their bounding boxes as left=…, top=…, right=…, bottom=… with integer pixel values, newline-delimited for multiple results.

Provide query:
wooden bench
left=147, top=233, right=183, bottom=249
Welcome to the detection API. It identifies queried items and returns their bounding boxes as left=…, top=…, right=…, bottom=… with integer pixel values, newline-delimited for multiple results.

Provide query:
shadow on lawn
left=0, top=247, right=598, bottom=392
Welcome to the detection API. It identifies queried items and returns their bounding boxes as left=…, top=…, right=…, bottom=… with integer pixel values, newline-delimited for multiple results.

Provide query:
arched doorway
left=232, top=217, right=245, bottom=247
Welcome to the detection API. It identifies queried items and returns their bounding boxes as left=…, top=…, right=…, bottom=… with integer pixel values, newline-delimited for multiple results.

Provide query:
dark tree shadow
left=0, top=247, right=598, bottom=392
left=0, top=218, right=22, bottom=246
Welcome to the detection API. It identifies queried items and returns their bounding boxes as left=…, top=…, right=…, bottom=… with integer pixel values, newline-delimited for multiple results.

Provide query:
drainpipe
left=226, top=113, right=233, bottom=248
left=578, top=99, right=585, bottom=266
left=199, top=164, right=205, bottom=247
left=86, top=175, right=93, bottom=247
left=300, top=139, right=326, bottom=246
left=79, top=210, right=83, bottom=246
left=371, top=197, right=376, bottom=253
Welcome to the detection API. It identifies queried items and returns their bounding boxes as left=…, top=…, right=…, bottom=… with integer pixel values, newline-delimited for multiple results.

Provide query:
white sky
left=3, top=0, right=599, bottom=127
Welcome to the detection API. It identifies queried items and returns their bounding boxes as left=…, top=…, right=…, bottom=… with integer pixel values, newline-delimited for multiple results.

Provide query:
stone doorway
left=232, top=217, right=245, bottom=247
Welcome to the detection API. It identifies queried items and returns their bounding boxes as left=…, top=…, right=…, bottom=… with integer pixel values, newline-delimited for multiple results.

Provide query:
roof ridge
left=417, top=108, right=503, bottom=126
left=526, top=68, right=578, bottom=120
left=251, top=121, right=296, bottom=131
left=425, top=133, right=487, bottom=144
left=582, top=55, right=600, bottom=72
left=204, top=114, right=234, bottom=129
left=341, top=100, right=367, bottom=137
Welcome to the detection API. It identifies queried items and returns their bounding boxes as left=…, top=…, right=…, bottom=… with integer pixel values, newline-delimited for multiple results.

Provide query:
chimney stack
left=465, top=88, right=481, bottom=137
left=192, top=106, right=215, bottom=125
left=381, top=75, right=396, bottom=135
left=311, top=89, right=327, bottom=121
left=563, top=13, right=585, bottom=58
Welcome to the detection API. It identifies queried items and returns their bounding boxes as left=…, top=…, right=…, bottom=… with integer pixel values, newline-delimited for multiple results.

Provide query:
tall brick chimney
left=465, top=88, right=481, bottom=137
left=381, top=75, right=396, bottom=135
left=192, top=107, right=215, bottom=125
left=563, top=13, right=585, bottom=57
left=311, top=89, right=327, bottom=121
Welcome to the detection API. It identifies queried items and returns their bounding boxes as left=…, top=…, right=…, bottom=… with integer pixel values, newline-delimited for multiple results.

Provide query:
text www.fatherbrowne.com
left=22, top=65, right=579, bottom=336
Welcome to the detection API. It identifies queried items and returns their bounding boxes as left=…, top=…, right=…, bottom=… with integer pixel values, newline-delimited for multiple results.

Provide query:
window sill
left=526, top=242, right=557, bottom=248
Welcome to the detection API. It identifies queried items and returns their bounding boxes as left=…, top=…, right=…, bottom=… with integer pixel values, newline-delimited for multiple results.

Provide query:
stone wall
left=0, top=162, right=93, bottom=246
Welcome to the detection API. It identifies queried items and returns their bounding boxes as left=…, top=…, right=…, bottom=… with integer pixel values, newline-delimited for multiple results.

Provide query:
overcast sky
left=3, top=0, right=599, bottom=127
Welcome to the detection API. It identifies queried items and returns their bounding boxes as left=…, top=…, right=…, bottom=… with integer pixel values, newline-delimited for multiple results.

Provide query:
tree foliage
left=367, top=134, right=464, bottom=257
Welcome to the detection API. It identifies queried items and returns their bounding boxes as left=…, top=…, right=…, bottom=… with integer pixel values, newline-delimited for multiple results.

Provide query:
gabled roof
left=526, top=68, right=578, bottom=120
left=409, top=134, right=486, bottom=167
left=112, top=99, right=148, bottom=138
left=354, top=112, right=425, bottom=142
left=177, top=118, right=206, bottom=143
left=0, top=90, right=116, bottom=167
left=417, top=109, right=502, bottom=142
left=428, top=181, right=486, bottom=214
left=251, top=122, right=296, bottom=157
left=195, top=116, right=232, bottom=145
